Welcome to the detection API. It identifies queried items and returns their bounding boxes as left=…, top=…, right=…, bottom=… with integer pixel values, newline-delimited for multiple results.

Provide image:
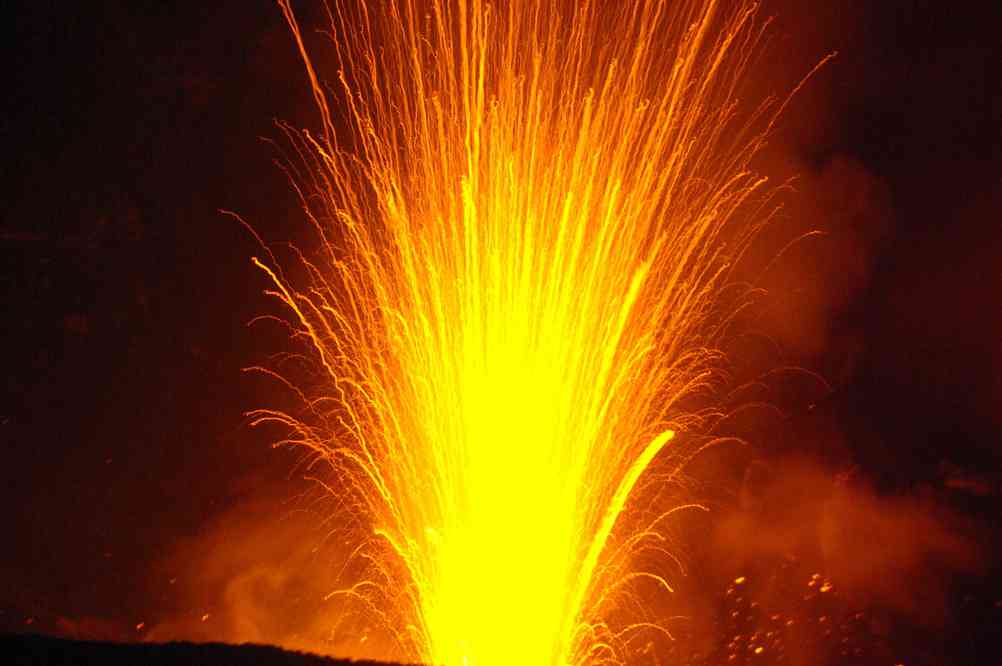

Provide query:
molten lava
left=249, top=1, right=796, bottom=664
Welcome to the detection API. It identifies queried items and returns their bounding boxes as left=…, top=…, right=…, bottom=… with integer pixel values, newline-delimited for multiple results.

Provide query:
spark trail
left=250, top=1, right=788, bottom=664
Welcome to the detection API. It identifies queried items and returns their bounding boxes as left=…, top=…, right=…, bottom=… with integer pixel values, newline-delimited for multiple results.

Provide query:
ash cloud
left=141, top=483, right=394, bottom=662
left=687, top=2, right=1000, bottom=647
left=713, top=456, right=985, bottom=623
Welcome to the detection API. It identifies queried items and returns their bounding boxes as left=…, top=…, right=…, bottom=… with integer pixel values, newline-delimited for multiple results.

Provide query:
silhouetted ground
left=6, top=551, right=1002, bottom=666
left=1, top=634, right=406, bottom=666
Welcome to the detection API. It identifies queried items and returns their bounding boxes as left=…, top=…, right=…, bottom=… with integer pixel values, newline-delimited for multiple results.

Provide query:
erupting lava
left=248, top=1, right=801, bottom=664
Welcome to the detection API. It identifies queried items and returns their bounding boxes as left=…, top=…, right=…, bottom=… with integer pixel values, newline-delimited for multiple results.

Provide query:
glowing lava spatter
left=249, top=1, right=791, bottom=664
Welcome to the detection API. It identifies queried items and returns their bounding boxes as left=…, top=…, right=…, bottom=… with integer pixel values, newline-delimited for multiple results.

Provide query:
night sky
left=2, top=0, right=1001, bottom=657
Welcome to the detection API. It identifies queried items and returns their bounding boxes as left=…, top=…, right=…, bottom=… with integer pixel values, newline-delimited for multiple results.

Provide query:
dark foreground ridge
left=2, top=633, right=411, bottom=666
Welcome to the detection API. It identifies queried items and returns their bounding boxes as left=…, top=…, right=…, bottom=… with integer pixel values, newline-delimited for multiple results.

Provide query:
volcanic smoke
left=248, top=1, right=805, bottom=664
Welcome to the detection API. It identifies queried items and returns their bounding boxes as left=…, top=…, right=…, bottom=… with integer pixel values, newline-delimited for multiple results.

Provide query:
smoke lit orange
left=249, top=1, right=797, bottom=664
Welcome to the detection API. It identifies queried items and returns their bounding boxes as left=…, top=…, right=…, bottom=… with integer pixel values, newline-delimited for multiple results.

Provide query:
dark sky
left=2, top=0, right=1000, bottom=651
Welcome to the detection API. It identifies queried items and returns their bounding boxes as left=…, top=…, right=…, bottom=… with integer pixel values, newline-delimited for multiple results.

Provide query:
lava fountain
left=248, top=1, right=803, bottom=664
